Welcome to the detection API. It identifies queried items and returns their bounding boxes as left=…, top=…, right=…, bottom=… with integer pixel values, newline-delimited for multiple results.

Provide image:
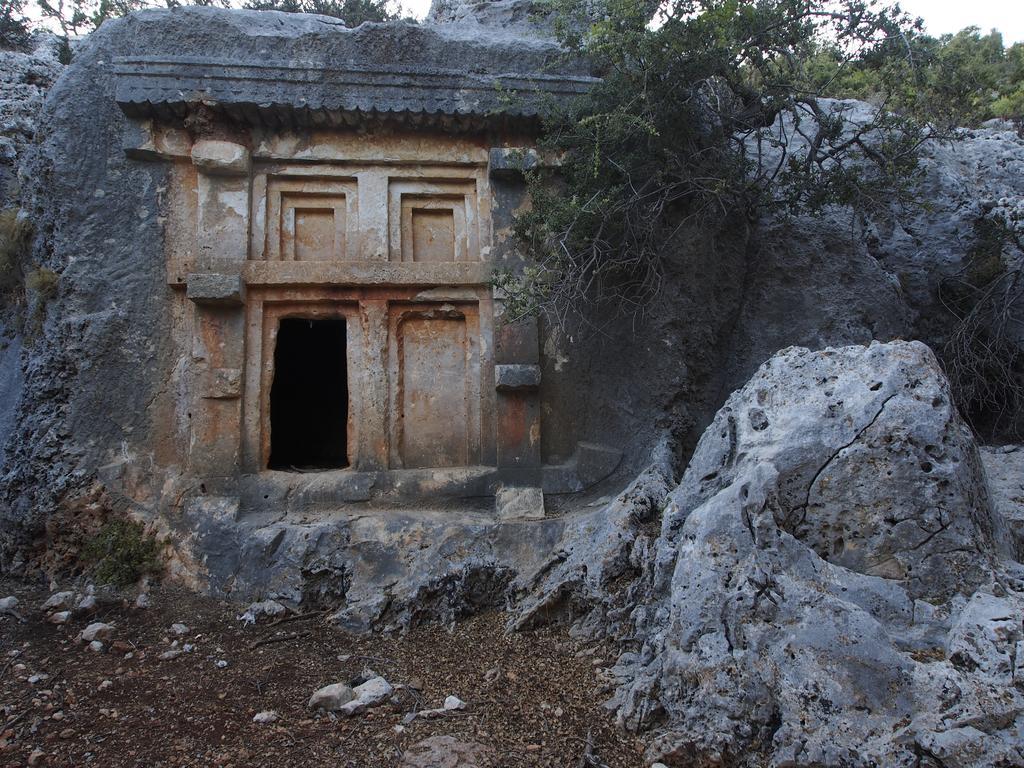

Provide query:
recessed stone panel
left=389, top=303, right=482, bottom=469
left=389, top=179, right=479, bottom=263
left=410, top=208, right=456, bottom=262
left=291, top=204, right=344, bottom=261
left=256, top=175, right=357, bottom=261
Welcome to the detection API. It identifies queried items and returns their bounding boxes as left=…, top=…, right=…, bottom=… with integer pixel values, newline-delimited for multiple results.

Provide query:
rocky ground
left=0, top=582, right=643, bottom=767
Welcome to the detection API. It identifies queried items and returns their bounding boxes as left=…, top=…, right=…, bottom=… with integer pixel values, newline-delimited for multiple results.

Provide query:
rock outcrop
left=523, top=341, right=1024, bottom=767
left=0, top=33, right=63, bottom=208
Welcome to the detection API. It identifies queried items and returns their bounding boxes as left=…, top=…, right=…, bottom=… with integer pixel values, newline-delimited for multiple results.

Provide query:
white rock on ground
left=41, top=591, right=74, bottom=612
left=0, top=595, right=24, bottom=621
left=336, top=677, right=394, bottom=717
left=74, top=594, right=97, bottom=615
left=521, top=341, right=1024, bottom=767
left=78, top=622, right=114, bottom=643
left=307, top=682, right=355, bottom=711
left=253, top=710, right=279, bottom=724
left=237, top=600, right=286, bottom=625
left=399, top=735, right=495, bottom=768
left=46, top=611, right=69, bottom=625
left=169, top=623, right=189, bottom=636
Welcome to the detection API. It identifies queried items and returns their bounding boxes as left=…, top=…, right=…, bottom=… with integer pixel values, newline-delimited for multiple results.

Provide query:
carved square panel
left=256, top=175, right=357, bottom=261
left=388, top=179, right=479, bottom=263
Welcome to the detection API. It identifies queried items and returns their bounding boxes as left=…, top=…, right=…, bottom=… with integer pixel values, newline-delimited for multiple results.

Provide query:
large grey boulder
left=522, top=341, right=1024, bottom=767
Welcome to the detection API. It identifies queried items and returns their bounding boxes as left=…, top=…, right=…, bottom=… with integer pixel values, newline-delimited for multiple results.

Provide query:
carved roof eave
left=113, top=57, right=600, bottom=133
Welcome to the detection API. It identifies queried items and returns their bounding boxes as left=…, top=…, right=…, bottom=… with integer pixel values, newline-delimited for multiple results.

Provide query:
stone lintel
left=186, top=273, right=246, bottom=306
left=495, top=364, right=541, bottom=391
left=191, top=140, right=251, bottom=176
left=239, top=261, right=491, bottom=288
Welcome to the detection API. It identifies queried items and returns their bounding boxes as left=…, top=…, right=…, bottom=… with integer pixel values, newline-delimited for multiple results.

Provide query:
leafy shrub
left=939, top=217, right=1024, bottom=439
left=81, top=518, right=164, bottom=586
left=0, top=207, right=31, bottom=296
left=0, top=0, right=30, bottom=50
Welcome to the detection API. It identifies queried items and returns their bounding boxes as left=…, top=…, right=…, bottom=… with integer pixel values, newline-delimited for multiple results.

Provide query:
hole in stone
left=869, top=381, right=882, bottom=391
left=269, top=317, right=348, bottom=471
left=920, top=461, right=933, bottom=473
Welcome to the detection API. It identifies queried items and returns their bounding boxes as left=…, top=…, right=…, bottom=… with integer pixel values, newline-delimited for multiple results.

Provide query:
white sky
left=896, top=0, right=1024, bottom=43
left=25, top=0, right=1024, bottom=44
left=401, top=1, right=1024, bottom=43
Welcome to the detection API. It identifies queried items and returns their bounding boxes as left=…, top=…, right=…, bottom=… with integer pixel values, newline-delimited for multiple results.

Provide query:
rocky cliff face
left=522, top=341, right=1024, bottom=767
left=0, top=33, right=63, bottom=209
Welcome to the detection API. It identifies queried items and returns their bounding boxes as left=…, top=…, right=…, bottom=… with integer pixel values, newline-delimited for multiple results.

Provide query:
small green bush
left=24, top=266, right=59, bottom=300
left=0, top=207, right=31, bottom=295
left=81, top=519, right=164, bottom=586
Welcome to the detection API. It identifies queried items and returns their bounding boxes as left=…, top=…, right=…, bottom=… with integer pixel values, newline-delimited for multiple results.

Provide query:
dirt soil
left=0, top=580, right=645, bottom=767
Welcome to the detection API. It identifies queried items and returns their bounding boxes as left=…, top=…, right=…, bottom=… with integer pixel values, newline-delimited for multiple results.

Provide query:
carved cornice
left=114, top=56, right=599, bottom=131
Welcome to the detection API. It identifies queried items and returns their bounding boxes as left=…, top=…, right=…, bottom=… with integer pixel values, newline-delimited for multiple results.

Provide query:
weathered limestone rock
left=980, top=444, right=1024, bottom=549
left=399, top=735, right=495, bottom=768
left=494, top=485, right=544, bottom=520
left=0, top=33, right=63, bottom=207
left=336, top=676, right=393, bottom=716
left=307, top=682, right=355, bottom=711
left=522, top=341, right=1024, bottom=767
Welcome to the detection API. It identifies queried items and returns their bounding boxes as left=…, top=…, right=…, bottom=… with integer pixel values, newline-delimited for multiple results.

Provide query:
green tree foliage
left=36, top=0, right=228, bottom=39
left=811, top=27, right=1024, bottom=125
left=0, top=0, right=30, bottom=49
left=500, top=0, right=943, bottom=322
left=243, top=0, right=397, bottom=25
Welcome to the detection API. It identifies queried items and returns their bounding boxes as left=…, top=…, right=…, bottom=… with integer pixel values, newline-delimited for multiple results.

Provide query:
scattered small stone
left=237, top=600, right=286, bottom=625
left=399, top=736, right=495, bottom=768
left=0, top=596, right=24, bottom=622
left=134, top=593, right=151, bottom=610
left=42, top=592, right=74, bottom=612
left=27, top=674, right=48, bottom=685
left=51, top=711, right=63, bottom=721
left=308, top=682, right=355, bottom=711
left=252, top=710, right=279, bottom=724
left=337, top=676, right=394, bottom=717
left=158, top=649, right=182, bottom=661
left=47, top=611, right=70, bottom=625
left=88, top=641, right=104, bottom=653
left=59, top=729, right=74, bottom=739
left=78, top=623, right=114, bottom=643
left=74, top=595, right=97, bottom=616
left=98, top=680, right=113, bottom=691
left=27, top=748, right=46, bottom=766
left=170, top=623, right=189, bottom=636
left=414, top=695, right=469, bottom=720
left=214, top=659, right=228, bottom=669
left=443, top=695, right=466, bottom=711
left=182, top=643, right=195, bottom=653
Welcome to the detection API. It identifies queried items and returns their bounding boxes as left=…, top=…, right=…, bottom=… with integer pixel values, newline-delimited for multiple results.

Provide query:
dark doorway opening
left=269, top=317, right=348, bottom=470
